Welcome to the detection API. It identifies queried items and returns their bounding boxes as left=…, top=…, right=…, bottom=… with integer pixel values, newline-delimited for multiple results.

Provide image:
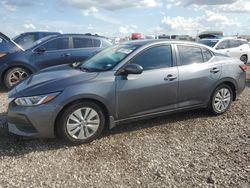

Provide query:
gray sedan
left=7, top=40, right=246, bottom=144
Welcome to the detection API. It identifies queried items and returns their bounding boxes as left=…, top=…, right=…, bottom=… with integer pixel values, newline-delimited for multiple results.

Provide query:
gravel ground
left=0, top=86, right=249, bottom=188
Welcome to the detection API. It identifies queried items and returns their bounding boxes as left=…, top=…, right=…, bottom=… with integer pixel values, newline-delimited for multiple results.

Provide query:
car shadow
left=0, top=85, right=7, bottom=93
left=105, top=109, right=210, bottom=137
left=0, top=109, right=211, bottom=157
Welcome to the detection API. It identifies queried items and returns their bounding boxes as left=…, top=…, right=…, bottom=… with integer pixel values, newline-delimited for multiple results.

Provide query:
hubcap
left=213, top=88, right=231, bottom=112
left=66, top=107, right=100, bottom=140
left=9, top=70, right=29, bottom=86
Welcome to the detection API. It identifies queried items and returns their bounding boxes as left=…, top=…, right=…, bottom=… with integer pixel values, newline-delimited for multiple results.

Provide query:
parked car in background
left=0, top=32, right=23, bottom=54
left=7, top=40, right=246, bottom=144
left=13, top=31, right=60, bottom=49
left=131, top=33, right=142, bottom=40
left=0, top=33, right=112, bottom=88
left=199, top=37, right=250, bottom=64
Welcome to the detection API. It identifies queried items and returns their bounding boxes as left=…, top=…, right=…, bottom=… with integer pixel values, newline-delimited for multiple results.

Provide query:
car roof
left=123, top=39, right=207, bottom=46
left=57, top=33, right=108, bottom=40
left=18, top=31, right=60, bottom=35
left=201, top=37, right=245, bottom=41
left=123, top=39, right=216, bottom=53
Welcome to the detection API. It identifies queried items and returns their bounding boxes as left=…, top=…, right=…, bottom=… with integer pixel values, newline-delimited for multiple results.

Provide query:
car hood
left=10, top=65, right=98, bottom=97
left=0, top=32, right=24, bottom=54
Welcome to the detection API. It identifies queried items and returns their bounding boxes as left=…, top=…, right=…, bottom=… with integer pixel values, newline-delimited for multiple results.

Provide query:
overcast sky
left=1, top=0, right=250, bottom=38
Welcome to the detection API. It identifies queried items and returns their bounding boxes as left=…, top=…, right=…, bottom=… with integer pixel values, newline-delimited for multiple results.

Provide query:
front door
left=116, top=45, right=178, bottom=120
left=32, top=37, right=70, bottom=70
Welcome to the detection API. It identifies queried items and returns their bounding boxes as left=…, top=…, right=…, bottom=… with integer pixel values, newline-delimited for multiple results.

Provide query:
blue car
left=0, top=33, right=112, bottom=88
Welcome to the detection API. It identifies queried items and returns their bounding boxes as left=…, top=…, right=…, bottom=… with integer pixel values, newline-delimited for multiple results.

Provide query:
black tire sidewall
left=57, top=101, right=105, bottom=144
left=210, top=84, right=233, bottom=115
left=4, top=67, right=30, bottom=89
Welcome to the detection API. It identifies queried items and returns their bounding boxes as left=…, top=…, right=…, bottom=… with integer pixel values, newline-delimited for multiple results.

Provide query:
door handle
left=62, top=53, right=71, bottom=57
left=164, top=74, right=177, bottom=81
left=210, top=67, right=220, bottom=73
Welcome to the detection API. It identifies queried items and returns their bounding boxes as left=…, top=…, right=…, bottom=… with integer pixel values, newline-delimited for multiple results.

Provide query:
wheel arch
left=54, top=97, right=112, bottom=136
left=1, top=62, right=36, bottom=83
left=212, top=78, right=237, bottom=101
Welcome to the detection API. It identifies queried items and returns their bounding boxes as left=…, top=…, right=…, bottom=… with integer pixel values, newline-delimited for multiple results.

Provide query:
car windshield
left=199, top=39, right=219, bottom=48
left=80, top=44, right=139, bottom=72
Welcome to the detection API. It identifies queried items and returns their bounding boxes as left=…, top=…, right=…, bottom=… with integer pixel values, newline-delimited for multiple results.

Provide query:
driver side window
left=216, top=40, right=230, bottom=50
left=40, top=38, right=69, bottom=51
left=130, top=45, right=172, bottom=71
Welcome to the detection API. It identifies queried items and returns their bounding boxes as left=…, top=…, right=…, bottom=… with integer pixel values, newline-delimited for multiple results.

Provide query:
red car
left=131, top=33, right=142, bottom=40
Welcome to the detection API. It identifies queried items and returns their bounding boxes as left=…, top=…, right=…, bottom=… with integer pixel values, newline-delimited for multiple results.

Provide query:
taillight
left=239, top=64, right=248, bottom=72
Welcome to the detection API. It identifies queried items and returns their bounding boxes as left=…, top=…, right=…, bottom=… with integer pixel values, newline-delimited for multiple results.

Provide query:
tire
left=57, top=101, right=105, bottom=144
left=240, top=55, right=248, bottom=64
left=209, top=84, right=233, bottom=115
left=4, top=67, right=30, bottom=89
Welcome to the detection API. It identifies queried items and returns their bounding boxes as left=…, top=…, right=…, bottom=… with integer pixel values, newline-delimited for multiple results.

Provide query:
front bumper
left=7, top=101, right=62, bottom=138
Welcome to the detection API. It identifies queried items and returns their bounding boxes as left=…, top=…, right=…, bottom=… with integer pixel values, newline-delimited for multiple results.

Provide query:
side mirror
left=34, top=46, right=46, bottom=53
left=122, top=64, right=143, bottom=75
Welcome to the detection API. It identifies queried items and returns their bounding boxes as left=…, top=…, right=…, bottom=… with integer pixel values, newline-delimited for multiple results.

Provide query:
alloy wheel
left=66, top=107, right=100, bottom=139
left=9, top=70, right=29, bottom=87
left=213, top=88, right=231, bottom=112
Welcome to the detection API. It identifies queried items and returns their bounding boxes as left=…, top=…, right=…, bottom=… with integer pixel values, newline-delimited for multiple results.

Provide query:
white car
left=199, top=37, right=250, bottom=64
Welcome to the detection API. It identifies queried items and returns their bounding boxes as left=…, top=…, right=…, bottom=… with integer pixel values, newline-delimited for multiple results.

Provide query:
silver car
left=7, top=40, right=247, bottom=144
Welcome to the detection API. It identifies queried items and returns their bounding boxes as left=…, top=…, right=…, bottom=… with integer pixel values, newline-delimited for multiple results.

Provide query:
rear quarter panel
left=217, top=56, right=246, bottom=95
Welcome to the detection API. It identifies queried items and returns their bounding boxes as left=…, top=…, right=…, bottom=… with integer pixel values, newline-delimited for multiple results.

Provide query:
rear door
left=32, top=37, right=70, bottom=70
left=229, top=39, right=246, bottom=59
left=70, top=37, right=102, bottom=62
left=116, top=44, right=179, bottom=119
left=176, top=44, right=221, bottom=108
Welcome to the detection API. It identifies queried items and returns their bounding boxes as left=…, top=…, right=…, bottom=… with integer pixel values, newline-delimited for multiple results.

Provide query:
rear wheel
left=4, top=67, right=30, bottom=89
left=209, top=84, right=233, bottom=115
left=57, top=101, right=105, bottom=144
left=240, top=55, right=248, bottom=64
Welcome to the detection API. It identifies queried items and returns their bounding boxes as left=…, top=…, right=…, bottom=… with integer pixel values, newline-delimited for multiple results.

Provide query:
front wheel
left=209, top=84, right=233, bottom=115
left=57, top=101, right=105, bottom=144
left=4, top=67, right=30, bottom=89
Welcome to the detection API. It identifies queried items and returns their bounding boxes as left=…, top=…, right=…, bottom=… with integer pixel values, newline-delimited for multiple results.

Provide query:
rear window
left=178, top=45, right=203, bottom=65
left=73, top=37, right=93, bottom=48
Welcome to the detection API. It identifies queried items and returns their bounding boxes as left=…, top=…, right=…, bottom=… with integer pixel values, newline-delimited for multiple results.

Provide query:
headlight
left=14, top=92, right=60, bottom=106
left=0, top=53, right=6, bottom=58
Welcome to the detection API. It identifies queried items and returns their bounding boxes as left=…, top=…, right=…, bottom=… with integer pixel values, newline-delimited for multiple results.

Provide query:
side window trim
left=128, top=44, right=174, bottom=71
